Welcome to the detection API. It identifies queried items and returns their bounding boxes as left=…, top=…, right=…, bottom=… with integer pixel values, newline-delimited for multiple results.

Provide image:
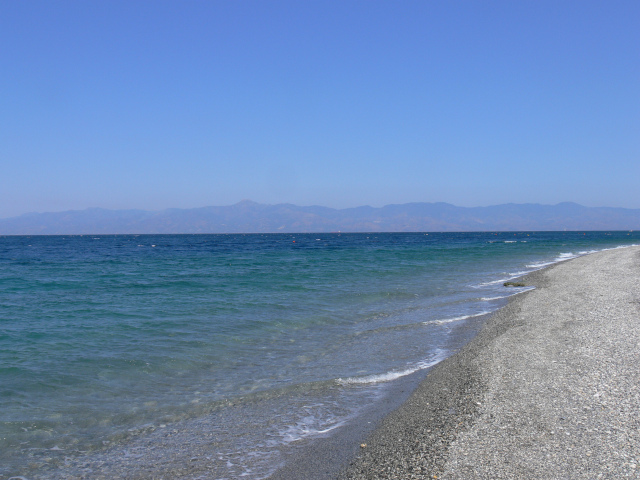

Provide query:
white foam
left=481, top=296, right=508, bottom=301
left=473, top=277, right=512, bottom=287
left=474, top=269, right=534, bottom=287
left=280, top=418, right=347, bottom=443
left=508, top=270, right=530, bottom=277
left=425, top=310, right=492, bottom=326
left=337, top=351, right=446, bottom=386
left=540, top=244, right=637, bottom=268
left=526, top=250, right=586, bottom=269
left=524, top=244, right=640, bottom=273
left=477, top=251, right=582, bottom=286
left=526, top=261, right=555, bottom=268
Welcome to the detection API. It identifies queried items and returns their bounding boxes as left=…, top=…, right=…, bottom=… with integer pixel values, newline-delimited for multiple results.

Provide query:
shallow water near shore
left=1, top=232, right=638, bottom=479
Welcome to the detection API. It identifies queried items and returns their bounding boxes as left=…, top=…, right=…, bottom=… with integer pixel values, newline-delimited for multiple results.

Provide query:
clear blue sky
left=1, top=0, right=638, bottom=218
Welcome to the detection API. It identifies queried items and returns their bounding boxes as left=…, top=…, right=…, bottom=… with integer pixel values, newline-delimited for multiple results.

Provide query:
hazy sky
left=1, top=1, right=638, bottom=218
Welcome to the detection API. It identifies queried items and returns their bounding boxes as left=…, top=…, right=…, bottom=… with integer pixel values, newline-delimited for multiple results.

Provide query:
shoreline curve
left=334, top=245, right=640, bottom=479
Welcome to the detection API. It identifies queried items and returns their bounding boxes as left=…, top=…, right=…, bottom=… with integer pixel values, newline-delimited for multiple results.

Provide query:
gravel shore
left=339, top=246, right=640, bottom=479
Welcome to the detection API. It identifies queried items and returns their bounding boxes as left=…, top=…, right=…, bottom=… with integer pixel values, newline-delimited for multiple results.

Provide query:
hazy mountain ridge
left=1, top=201, right=639, bottom=234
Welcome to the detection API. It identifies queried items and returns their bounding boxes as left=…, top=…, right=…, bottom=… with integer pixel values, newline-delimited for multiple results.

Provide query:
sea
left=1, top=231, right=638, bottom=479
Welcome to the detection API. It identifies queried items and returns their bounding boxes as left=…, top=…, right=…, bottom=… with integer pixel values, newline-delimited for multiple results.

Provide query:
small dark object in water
left=504, top=281, right=526, bottom=287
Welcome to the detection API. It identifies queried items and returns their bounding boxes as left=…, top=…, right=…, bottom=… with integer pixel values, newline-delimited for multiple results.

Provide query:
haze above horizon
left=1, top=0, right=638, bottom=219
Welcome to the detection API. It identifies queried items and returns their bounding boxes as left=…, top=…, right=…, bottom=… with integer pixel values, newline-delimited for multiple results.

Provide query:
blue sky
left=1, top=0, right=638, bottom=218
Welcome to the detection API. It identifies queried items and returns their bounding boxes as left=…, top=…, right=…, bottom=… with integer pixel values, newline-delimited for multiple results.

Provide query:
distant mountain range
left=1, top=201, right=639, bottom=234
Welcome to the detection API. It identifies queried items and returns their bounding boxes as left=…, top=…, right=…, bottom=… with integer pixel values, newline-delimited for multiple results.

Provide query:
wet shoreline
left=337, top=246, right=640, bottom=479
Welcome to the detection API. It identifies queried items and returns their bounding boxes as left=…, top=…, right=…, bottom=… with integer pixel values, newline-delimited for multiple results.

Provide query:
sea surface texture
left=1, top=232, right=638, bottom=479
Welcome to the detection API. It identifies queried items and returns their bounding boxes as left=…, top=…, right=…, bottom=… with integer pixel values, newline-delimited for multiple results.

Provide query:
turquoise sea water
left=1, top=232, right=638, bottom=478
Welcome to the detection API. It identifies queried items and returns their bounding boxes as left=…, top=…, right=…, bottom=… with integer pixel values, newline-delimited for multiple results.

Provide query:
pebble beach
left=338, top=246, right=640, bottom=479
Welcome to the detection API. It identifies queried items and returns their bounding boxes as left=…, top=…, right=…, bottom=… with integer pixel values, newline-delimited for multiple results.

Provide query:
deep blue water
left=1, top=232, right=638, bottom=478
